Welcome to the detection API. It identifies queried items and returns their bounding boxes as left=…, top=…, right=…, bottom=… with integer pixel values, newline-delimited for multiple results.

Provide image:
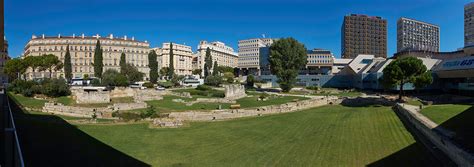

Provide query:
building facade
left=238, top=38, right=274, bottom=75
left=23, top=34, right=150, bottom=80
left=0, top=38, right=9, bottom=84
left=465, top=2, right=474, bottom=47
left=342, top=14, right=387, bottom=58
left=159, top=43, right=194, bottom=76
left=304, top=49, right=334, bottom=75
left=397, top=17, right=440, bottom=52
left=196, top=41, right=238, bottom=72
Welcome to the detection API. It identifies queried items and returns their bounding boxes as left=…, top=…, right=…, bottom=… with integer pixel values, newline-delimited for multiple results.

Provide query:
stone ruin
left=153, top=118, right=183, bottom=127
left=71, top=87, right=110, bottom=104
left=224, top=84, right=246, bottom=100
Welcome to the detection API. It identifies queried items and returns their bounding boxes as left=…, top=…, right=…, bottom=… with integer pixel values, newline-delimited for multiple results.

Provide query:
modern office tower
left=196, top=41, right=238, bottom=73
left=465, top=2, right=474, bottom=47
left=23, top=34, right=151, bottom=79
left=238, top=38, right=274, bottom=75
left=159, top=42, right=194, bottom=76
left=342, top=14, right=387, bottom=58
left=397, top=17, right=440, bottom=52
left=304, top=49, right=334, bottom=75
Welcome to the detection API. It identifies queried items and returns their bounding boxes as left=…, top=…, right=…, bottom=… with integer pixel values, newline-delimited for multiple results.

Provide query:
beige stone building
left=23, top=34, right=151, bottom=80
left=196, top=41, right=238, bottom=73
left=159, top=42, right=194, bottom=76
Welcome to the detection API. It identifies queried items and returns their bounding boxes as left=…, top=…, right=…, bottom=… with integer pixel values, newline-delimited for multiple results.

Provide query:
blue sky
left=5, top=0, right=471, bottom=58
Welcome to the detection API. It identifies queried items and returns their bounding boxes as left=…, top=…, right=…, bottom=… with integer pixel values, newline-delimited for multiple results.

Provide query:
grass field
left=13, top=104, right=440, bottom=166
left=146, top=95, right=309, bottom=112
left=421, top=104, right=474, bottom=152
left=8, top=93, right=136, bottom=109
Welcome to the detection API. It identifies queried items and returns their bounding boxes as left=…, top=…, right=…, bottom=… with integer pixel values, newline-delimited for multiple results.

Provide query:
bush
left=21, top=88, right=34, bottom=97
left=246, top=74, right=255, bottom=87
left=306, top=86, right=320, bottom=90
left=157, top=81, right=173, bottom=88
left=102, top=69, right=129, bottom=86
left=259, top=93, right=270, bottom=99
left=113, top=112, right=141, bottom=121
left=223, top=72, right=234, bottom=83
left=140, top=106, right=159, bottom=119
left=41, top=78, right=70, bottom=97
left=143, top=82, right=154, bottom=88
left=205, top=75, right=222, bottom=87
left=91, top=78, right=101, bottom=86
left=196, top=85, right=211, bottom=91
left=8, top=80, right=37, bottom=94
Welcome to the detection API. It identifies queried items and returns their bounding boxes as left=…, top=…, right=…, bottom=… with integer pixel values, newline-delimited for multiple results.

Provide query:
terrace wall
left=395, top=104, right=474, bottom=167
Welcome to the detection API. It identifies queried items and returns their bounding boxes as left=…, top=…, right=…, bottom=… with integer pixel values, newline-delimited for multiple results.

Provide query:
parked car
left=130, top=82, right=146, bottom=89
left=155, top=86, right=165, bottom=91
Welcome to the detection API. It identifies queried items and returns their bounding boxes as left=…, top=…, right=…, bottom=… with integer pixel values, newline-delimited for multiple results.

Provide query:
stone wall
left=112, top=102, right=148, bottom=111
left=110, top=87, right=136, bottom=98
left=42, top=103, right=112, bottom=118
left=224, top=84, right=246, bottom=100
left=165, top=96, right=340, bottom=122
left=395, top=104, right=474, bottom=166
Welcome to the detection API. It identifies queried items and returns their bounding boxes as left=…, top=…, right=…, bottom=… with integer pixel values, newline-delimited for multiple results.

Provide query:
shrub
left=306, top=86, right=320, bottom=90
left=223, top=72, right=234, bottom=83
left=41, top=78, right=70, bottom=97
left=102, top=69, right=129, bottom=86
left=91, top=78, right=101, bottom=86
left=157, top=81, right=173, bottom=88
left=246, top=74, right=255, bottom=87
left=196, top=85, right=211, bottom=91
left=8, top=80, right=37, bottom=94
left=259, top=93, right=270, bottom=100
left=143, top=82, right=154, bottom=88
left=21, top=88, right=34, bottom=97
left=205, top=75, right=222, bottom=87
left=113, top=112, right=141, bottom=121
left=140, top=106, right=159, bottom=118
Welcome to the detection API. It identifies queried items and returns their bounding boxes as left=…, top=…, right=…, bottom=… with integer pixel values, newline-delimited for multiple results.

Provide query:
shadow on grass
left=8, top=96, right=150, bottom=167
left=367, top=106, right=457, bottom=167
left=434, top=106, right=474, bottom=154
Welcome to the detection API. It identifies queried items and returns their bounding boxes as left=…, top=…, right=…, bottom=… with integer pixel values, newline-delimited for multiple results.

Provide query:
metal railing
left=3, top=89, right=25, bottom=167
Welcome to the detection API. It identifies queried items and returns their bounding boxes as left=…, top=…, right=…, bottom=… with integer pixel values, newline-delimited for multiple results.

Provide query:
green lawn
left=405, top=99, right=423, bottom=106
left=8, top=92, right=48, bottom=109
left=421, top=104, right=472, bottom=124
left=76, top=105, right=437, bottom=166
left=146, top=94, right=309, bottom=113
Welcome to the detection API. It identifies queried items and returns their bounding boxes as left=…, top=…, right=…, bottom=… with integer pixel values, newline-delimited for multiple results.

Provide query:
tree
left=204, top=47, right=212, bottom=78
left=24, top=56, right=42, bottom=79
left=64, top=45, right=72, bottom=82
left=101, top=69, right=128, bottom=87
left=121, top=63, right=144, bottom=83
left=120, top=52, right=126, bottom=72
left=269, top=37, right=307, bottom=92
left=223, top=72, right=234, bottom=83
left=39, top=54, right=63, bottom=78
left=168, top=42, right=175, bottom=79
left=170, top=74, right=184, bottom=86
left=381, top=56, right=432, bottom=100
left=212, top=61, right=219, bottom=76
left=3, top=58, right=27, bottom=80
left=148, top=50, right=159, bottom=83
left=159, top=67, right=170, bottom=79
left=216, top=66, right=234, bottom=74
left=192, top=69, right=202, bottom=77
left=246, top=74, right=255, bottom=88
left=205, top=75, right=222, bottom=87
left=93, top=40, right=104, bottom=78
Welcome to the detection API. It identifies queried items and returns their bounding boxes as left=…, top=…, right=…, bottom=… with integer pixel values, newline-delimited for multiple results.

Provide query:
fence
left=2, top=90, right=25, bottom=167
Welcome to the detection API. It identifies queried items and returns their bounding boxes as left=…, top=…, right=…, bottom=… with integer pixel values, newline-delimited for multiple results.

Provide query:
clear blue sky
left=5, top=0, right=471, bottom=58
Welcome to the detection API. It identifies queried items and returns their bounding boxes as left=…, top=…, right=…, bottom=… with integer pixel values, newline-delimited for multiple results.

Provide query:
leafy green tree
left=192, top=69, right=202, bottom=77
left=216, top=66, right=234, bottom=74
left=212, top=61, right=219, bottom=76
left=203, top=47, right=212, bottom=78
left=120, top=52, right=126, bottom=72
left=121, top=63, right=144, bottom=83
left=101, top=69, right=128, bottom=86
left=41, top=78, right=70, bottom=97
left=246, top=74, right=255, bottom=88
left=3, top=58, right=27, bottom=80
left=24, top=56, right=42, bottom=79
left=159, top=67, right=170, bottom=79
left=223, top=72, right=234, bottom=83
left=170, top=74, right=184, bottom=86
left=64, top=45, right=72, bottom=82
left=93, top=40, right=104, bottom=78
left=381, top=57, right=432, bottom=100
left=205, top=75, right=222, bottom=87
left=148, top=50, right=159, bottom=83
left=39, top=54, right=63, bottom=78
left=168, top=43, right=175, bottom=79
left=269, top=37, right=307, bottom=92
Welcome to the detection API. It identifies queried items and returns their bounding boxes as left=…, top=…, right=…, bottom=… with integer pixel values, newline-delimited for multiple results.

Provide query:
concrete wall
left=395, top=104, right=474, bottom=166
left=72, top=89, right=110, bottom=104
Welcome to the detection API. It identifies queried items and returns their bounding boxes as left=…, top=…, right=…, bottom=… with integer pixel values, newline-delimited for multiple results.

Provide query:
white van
left=130, top=82, right=146, bottom=89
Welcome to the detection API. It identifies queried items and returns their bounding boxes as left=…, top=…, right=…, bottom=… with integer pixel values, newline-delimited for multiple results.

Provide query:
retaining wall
left=395, top=104, right=474, bottom=167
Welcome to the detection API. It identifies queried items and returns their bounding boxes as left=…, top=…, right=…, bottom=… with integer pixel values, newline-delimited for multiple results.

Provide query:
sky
left=4, top=0, right=471, bottom=58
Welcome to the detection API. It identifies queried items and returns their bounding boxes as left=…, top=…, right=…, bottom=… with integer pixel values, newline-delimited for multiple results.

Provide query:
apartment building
left=196, top=41, right=238, bottom=72
left=465, top=2, right=474, bottom=47
left=159, top=42, right=194, bottom=75
left=238, top=38, right=274, bottom=75
left=23, top=34, right=150, bottom=79
left=397, top=17, right=440, bottom=52
left=342, top=14, right=387, bottom=58
left=304, top=49, right=334, bottom=75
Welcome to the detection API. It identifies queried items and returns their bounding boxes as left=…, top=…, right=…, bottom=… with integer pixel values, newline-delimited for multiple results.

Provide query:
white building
left=23, top=34, right=150, bottom=80
left=159, top=43, right=194, bottom=76
left=238, top=38, right=275, bottom=75
left=397, top=17, right=440, bottom=52
left=196, top=41, right=238, bottom=73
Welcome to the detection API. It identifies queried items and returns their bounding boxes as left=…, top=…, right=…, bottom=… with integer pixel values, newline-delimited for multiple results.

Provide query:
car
left=130, top=82, right=147, bottom=89
left=155, top=86, right=165, bottom=91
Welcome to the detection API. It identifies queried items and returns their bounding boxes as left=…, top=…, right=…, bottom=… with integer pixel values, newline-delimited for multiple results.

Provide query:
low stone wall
left=224, top=84, right=246, bottom=100
left=110, top=87, right=136, bottom=98
left=166, top=96, right=340, bottom=122
left=395, top=104, right=474, bottom=166
left=112, top=102, right=148, bottom=111
left=42, top=103, right=112, bottom=118
left=185, top=98, right=236, bottom=106
left=169, top=92, right=192, bottom=99
left=72, top=88, right=110, bottom=104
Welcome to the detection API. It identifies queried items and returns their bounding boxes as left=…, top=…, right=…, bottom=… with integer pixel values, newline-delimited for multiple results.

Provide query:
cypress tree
left=120, top=52, right=126, bottom=73
left=204, top=47, right=212, bottom=78
left=148, top=50, right=159, bottom=83
left=64, top=45, right=72, bottom=82
left=168, top=42, right=175, bottom=79
left=93, top=40, right=104, bottom=78
left=212, top=61, right=219, bottom=76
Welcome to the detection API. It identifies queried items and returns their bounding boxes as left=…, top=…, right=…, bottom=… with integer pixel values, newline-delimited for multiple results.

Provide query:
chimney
left=58, top=34, right=61, bottom=38
left=32, top=35, right=37, bottom=39
left=109, top=34, right=114, bottom=39
left=42, top=34, right=45, bottom=39
left=132, top=36, right=135, bottom=41
left=124, top=35, right=127, bottom=40
left=82, top=33, right=85, bottom=38
left=73, top=33, right=76, bottom=38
